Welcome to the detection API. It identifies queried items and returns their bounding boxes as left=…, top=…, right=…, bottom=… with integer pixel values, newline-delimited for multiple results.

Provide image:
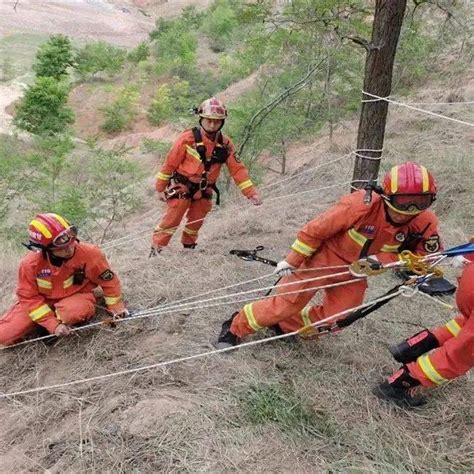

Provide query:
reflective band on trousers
left=418, top=354, right=448, bottom=385
left=291, top=239, right=315, bottom=257
left=243, top=304, right=263, bottom=332
left=238, top=179, right=253, bottom=190
left=154, top=226, right=177, bottom=235
left=105, top=296, right=122, bottom=306
left=300, top=306, right=312, bottom=327
left=183, top=227, right=198, bottom=235
left=347, top=228, right=368, bottom=247
left=29, top=304, right=52, bottom=322
left=445, top=318, right=461, bottom=337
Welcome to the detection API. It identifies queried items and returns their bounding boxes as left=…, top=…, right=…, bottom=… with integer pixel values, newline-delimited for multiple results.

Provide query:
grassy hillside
left=0, top=0, right=473, bottom=471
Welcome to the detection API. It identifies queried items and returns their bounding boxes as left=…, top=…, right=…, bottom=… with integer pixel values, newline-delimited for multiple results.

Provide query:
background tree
left=14, top=76, right=74, bottom=135
left=351, top=0, right=408, bottom=188
left=32, top=34, right=74, bottom=79
left=74, top=41, right=127, bottom=79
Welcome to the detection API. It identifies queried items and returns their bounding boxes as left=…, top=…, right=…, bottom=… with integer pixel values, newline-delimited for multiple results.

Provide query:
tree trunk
left=351, top=0, right=408, bottom=190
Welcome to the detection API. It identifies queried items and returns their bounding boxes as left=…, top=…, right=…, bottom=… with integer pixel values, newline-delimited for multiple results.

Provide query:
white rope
left=0, top=289, right=402, bottom=399
left=362, top=91, right=474, bottom=127
left=101, top=180, right=363, bottom=250
left=261, top=152, right=353, bottom=193
left=100, top=148, right=368, bottom=250
left=3, top=271, right=360, bottom=350
left=157, top=264, right=350, bottom=310
left=353, top=152, right=383, bottom=161
left=416, top=290, right=455, bottom=310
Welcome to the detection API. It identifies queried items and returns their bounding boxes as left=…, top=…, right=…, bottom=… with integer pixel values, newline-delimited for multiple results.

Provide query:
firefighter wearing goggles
left=0, top=213, right=129, bottom=345
left=217, top=162, right=442, bottom=349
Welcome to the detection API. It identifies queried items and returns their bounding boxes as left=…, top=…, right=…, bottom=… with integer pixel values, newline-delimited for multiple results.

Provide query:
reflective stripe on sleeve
left=29, top=304, right=52, bottom=322
left=105, top=296, right=122, bottom=306
left=243, top=304, right=263, bottom=332
left=238, top=179, right=253, bottom=191
left=445, top=318, right=461, bottom=337
left=157, top=172, right=172, bottom=181
left=291, top=239, right=315, bottom=257
left=36, top=278, right=52, bottom=289
left=418, top=354, right=448, bottom=385
left=347, top=228, right=368, bottom=247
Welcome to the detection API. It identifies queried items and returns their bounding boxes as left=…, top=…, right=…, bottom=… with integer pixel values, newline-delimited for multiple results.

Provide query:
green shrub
left=202, top=1, right=238, bottom=52
left=14, top=76, right=74, bottom=135
left=101, top=87, right=139, bottom=133
left=33, top=34, right=73, bottom=79
left=148, top=84, right=173, bottom=125
left=127, top=42, right=150, bottom=64
left=74, top=41, right=126, bottom=79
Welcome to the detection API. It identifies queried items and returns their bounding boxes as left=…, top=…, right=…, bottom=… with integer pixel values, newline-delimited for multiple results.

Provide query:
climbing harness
left=166, top=127, right=227, bottom=205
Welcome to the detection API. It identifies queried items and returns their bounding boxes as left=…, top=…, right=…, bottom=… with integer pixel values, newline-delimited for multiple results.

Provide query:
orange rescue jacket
left=286, top=190, right=441, bottom=267
left=155, top=128, right=257, bottom=198
left=15, top=242, right=125, bottom=332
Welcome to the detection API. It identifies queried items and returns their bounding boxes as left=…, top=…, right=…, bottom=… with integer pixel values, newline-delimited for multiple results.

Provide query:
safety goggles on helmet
left=384, top=193, right=435, bottom=215
left=51, top=225, right=78, bottom=248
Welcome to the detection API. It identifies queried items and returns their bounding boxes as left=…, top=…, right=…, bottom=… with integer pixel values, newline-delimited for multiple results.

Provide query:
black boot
left=216, top=312, right=241, bottom=349
left=373, top=366, right=426, bottom=408
left=389, top=329, right=439, bottom=364
left=183, top=243, right=197, bottom=249
left=149, top=246, right=162, bottom=258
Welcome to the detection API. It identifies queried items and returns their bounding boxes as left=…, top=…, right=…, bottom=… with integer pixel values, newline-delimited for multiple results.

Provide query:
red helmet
left=382, top=162, right=437, bottom=215
left=28, top=213, right=77, bottom=249
left=197, top=97, right=227, bottom=120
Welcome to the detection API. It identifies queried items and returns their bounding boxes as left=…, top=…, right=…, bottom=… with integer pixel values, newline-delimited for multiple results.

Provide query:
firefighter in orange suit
left=151, top=97, right=262, bottom=254
left=375, top=252, right=474, bottom=407
left=217, top=162, right=441, bottom=348
left=0, top=213, right=129, bottom=346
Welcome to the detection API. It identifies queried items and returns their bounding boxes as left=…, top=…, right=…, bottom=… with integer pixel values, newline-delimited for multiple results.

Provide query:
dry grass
left=1, top=54, right=473, bottom=474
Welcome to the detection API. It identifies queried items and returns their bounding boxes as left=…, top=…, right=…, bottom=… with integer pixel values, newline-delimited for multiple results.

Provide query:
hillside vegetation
left=0, top=0, right=473, bottom=471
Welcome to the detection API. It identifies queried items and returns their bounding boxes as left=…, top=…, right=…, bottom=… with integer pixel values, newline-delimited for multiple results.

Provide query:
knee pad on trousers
left=389, top=329, right=439, bottom=364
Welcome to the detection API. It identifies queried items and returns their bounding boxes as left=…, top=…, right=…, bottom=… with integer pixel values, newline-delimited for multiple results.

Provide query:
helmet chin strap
left=199, top=118, right=225, bottom=137
left=382, top=200, right=419, bottom=227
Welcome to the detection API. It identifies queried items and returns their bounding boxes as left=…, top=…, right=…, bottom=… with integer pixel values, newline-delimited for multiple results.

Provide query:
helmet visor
left=389, top=194, right=434, bottom=213
left=52, top=226, right=78, bottom=248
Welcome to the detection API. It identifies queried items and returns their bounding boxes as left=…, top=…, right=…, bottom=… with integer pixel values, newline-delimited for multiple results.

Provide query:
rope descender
left=399, top=250, right=444, bottom=278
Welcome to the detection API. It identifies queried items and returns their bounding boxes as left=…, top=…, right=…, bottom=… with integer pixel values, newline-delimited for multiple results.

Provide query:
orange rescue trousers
left=407, top=313, right=474, bottom=386
left=230, top=247, right=368, bottom=337
left=0, top=292, right=96, bottom=346
left=153, top=197, right=213, bottom=248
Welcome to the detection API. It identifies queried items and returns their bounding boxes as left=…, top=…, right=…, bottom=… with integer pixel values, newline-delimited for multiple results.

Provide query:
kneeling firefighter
left=217, top=162, right=442, bottom=348
left=375, top=252, right=474, bottom=407
left=151, top=97, right=262, bottom=254
left=0, top=213, right=129, bottom=346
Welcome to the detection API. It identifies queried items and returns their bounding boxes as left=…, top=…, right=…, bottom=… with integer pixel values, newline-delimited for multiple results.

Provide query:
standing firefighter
left=0, top=213, right=129, bottom=346
left=151, top=97, right=262, bottom=254
left=375, top=253, right=474, bottom=407
left=217, top=162, right=441, bottom=348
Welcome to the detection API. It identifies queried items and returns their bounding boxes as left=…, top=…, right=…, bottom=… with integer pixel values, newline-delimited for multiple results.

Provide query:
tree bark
left=351, top=0, right=408, bottom=190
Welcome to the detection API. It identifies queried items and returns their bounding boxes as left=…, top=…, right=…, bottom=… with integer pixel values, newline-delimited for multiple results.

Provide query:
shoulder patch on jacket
left=99, top=269, right=114, bottom=281
left=423, top=235, right=440, bottom=253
